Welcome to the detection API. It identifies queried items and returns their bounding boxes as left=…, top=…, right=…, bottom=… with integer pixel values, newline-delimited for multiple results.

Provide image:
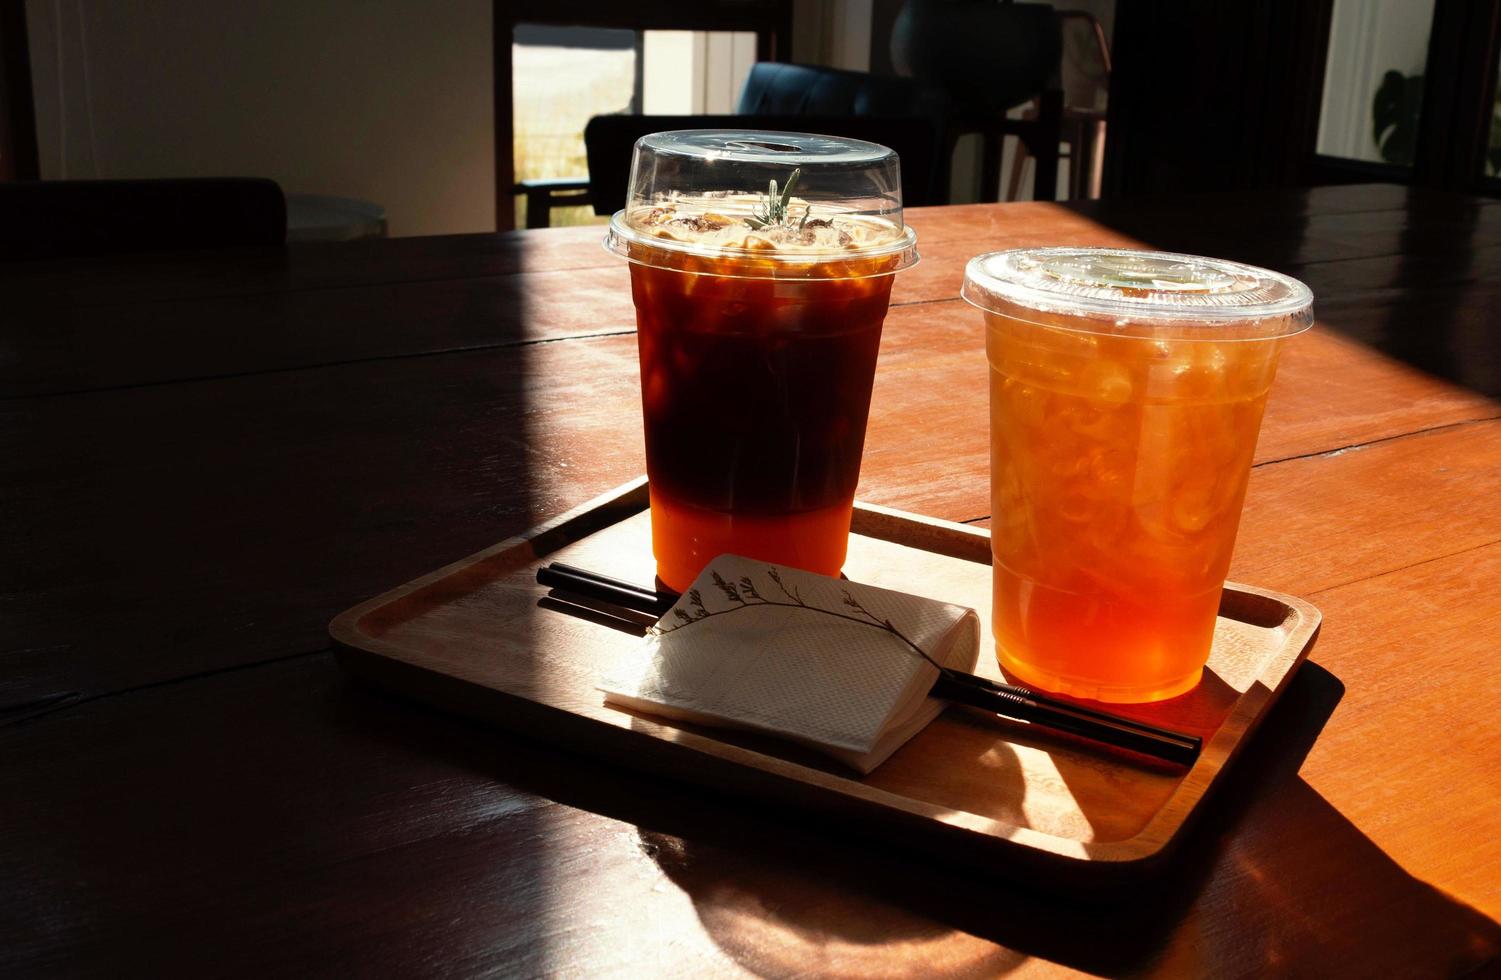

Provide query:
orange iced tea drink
left=964, top=248, right=1313, bottom=702
left=605, top=131, right=919, bottom=591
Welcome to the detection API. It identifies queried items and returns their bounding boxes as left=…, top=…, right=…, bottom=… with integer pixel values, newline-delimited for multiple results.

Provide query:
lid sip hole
left=724, top=140, right=801, bottom=153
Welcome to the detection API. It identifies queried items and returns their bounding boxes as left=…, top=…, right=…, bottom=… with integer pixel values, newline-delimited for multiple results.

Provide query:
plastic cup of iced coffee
left=605, top=131, right=919, bottom=592
left=962, top=247, right=1313, bottom=703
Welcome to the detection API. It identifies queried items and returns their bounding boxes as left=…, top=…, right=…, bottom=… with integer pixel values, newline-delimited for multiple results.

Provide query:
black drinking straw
left=536, top=561, right=1202, bottom=767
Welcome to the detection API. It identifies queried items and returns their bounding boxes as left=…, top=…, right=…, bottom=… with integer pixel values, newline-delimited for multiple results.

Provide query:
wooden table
left=4, top=186, right=1499, bottom=976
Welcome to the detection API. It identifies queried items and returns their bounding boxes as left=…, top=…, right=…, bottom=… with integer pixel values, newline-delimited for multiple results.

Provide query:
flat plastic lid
left=605, top=130, right=918, bottom=278
left=962, top=247, right=1314, bottom=337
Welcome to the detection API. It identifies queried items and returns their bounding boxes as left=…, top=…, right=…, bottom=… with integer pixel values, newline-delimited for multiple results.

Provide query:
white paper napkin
left=599, top=555, right=979, bottom=773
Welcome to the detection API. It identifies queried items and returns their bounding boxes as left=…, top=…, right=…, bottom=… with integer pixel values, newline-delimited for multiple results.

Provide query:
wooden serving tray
left=331, top=477, right=1320, bottom=888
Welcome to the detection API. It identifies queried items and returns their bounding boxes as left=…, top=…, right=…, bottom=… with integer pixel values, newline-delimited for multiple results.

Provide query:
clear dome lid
left=605, top=130, right=918, bottom=279
left=962, top=247, right=1314, bottom=339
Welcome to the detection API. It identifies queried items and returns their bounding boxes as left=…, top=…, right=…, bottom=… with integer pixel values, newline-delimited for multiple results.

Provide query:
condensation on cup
left=963, top=247, right=1313, bottom=702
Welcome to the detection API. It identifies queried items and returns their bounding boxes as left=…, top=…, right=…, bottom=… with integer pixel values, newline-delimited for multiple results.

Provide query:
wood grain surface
left=3, top=185, right=1499, bottom=977
left=331, top=481, right=1321, bottom=884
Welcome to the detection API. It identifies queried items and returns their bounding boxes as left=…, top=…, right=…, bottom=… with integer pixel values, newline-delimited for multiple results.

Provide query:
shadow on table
left=1070, top=188, right=1501, bottom=402
left=633, top=660, right=1300, bottom=976
left=1340, top=194, right=1501, bottom=402
left=633, top=662, right=1500, bottom=976
left=344, top=658, right=1500, bottom=975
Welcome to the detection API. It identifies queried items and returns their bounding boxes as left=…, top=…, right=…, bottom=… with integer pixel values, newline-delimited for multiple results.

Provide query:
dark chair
left=1005, top=9, right=1112, bottom=201
left=518, top=62, right=949, bottom=227
left=735, top=61, right=950, bottom=118
left=0, top=178, right=287, bottom=261
left=890, top=0, right=1065, bottom=202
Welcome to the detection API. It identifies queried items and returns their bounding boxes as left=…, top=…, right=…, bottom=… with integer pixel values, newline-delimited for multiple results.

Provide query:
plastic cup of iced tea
left=605, top=131, right=919, bottom=592
left=962, top=248, right=1313, bottom=703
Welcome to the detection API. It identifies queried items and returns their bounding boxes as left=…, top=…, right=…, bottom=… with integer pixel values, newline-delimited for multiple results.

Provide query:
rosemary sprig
left=745, top=167, right=802, bottom=230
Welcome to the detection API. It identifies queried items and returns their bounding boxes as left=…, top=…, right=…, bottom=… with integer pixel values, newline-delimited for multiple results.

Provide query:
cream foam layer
left=624, top=193, right=906, bottom=255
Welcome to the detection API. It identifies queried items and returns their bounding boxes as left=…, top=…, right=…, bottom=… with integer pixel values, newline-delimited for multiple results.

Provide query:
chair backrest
left=890, top=0, right=1062, bottom=115
left=583, top=113, right=946, bottom=216
left=1057, top=10, right=1111, bottom=113
left=736, top=62, right=951, bottom=118
left=0, top=178, right=286, bottom=260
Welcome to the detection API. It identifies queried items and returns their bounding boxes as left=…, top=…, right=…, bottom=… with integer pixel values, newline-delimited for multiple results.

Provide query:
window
left=512, top=25, right=639, bottom=227
left=1316, top=0, right=1436, bottom=170
left=511, top=27, right=756, bottom=227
